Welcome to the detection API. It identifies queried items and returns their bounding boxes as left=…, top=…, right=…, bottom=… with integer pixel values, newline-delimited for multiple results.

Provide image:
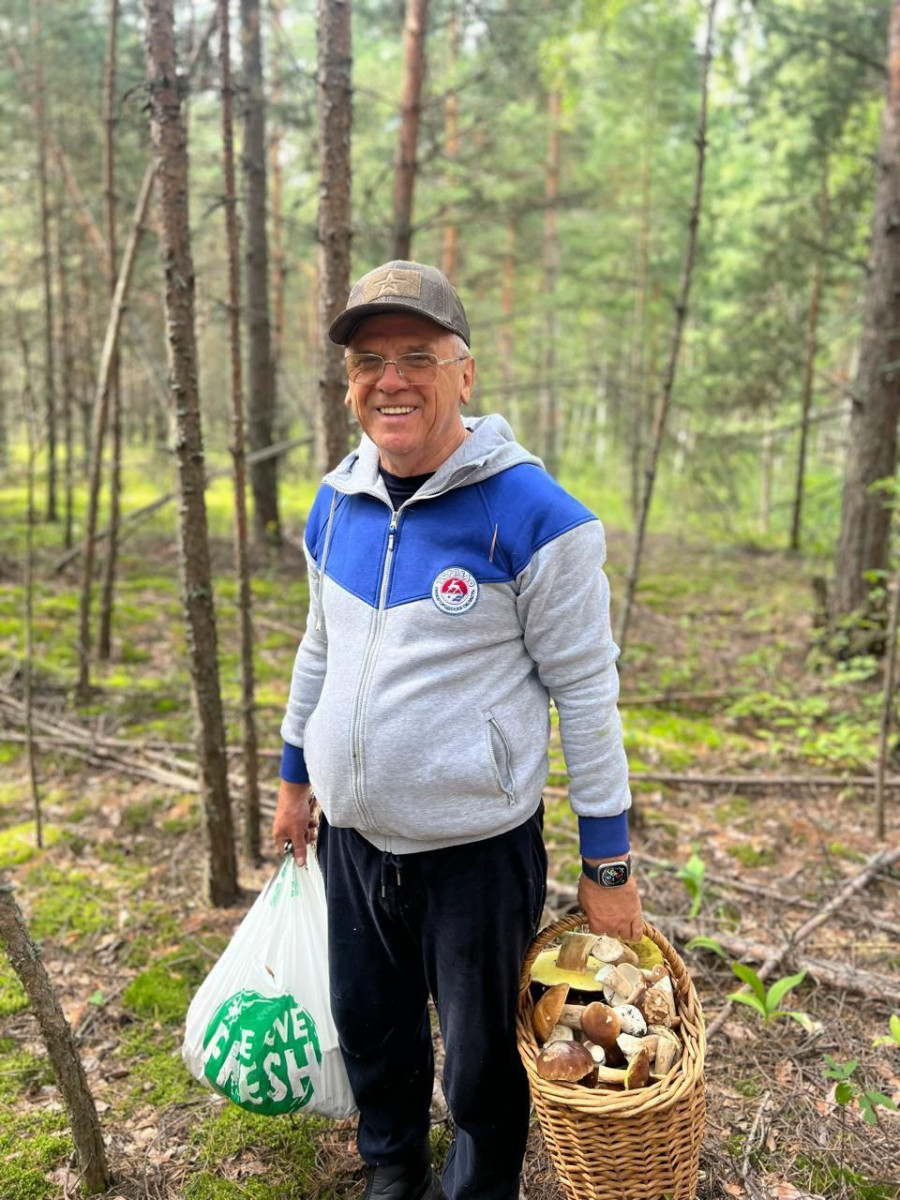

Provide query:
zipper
left=350, top=508, right=401, bottom=824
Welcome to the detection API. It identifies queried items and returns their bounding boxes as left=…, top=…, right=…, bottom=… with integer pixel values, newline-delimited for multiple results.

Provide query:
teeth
left=379, top=406, right=416, bottom=415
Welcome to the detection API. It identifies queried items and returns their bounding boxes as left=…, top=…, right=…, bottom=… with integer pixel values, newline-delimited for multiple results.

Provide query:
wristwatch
left=582, top=857, right=632, bottom=887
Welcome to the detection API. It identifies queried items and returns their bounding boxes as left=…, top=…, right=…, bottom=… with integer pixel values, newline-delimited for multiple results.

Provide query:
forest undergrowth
left=0, top=497, right=898, bottom=1200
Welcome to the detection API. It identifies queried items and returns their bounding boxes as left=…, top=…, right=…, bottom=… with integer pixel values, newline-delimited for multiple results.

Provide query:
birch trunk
left=220, top=0, right=261, bottom=864
left=392, top=0, right=428, bottom=260
left=316, top=0, right=352, bottom=473
left=833, top=0, right=900, bottom=621
left=145, top=0, right=238, bottom=905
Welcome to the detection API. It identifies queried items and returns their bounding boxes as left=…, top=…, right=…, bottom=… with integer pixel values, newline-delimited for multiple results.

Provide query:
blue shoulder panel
left=479, top=464, right=596, bottom=577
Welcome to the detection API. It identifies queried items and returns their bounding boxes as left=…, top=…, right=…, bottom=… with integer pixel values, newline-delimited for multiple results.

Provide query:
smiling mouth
left=377, top=406, right=417, bottom=415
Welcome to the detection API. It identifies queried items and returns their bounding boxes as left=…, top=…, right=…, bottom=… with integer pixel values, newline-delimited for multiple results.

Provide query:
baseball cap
left=329, top=260, right=471, bottom=347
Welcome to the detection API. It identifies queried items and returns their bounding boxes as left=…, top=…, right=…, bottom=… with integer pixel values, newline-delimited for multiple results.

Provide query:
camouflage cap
left=329, top=260, right=471, bottom=347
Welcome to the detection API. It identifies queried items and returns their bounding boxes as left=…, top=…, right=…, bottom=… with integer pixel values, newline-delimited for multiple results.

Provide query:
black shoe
left=362, top=1160, right=447, bottom=1200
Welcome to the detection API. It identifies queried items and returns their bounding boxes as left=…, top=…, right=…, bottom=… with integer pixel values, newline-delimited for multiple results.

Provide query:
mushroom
left=582, top=1040, right=607, bottom=1065
left=580, top=1001, right=625, bottom=1067
left=531, top=949, right=608, bottom=993
left=616, top=1033, right=659, bottom=1062
left=556, top=932, right=598, bottom=971
left=547, top=1024, right=574, bottom=1042
left=592, top=936, right=639, bottom=966
left=535, top=1040, right=595, bottom=1083
left=614, top=1004, right=647, bottom=1036
left=642, top=984, right=676, bottom=1028
left=641, top=964, right=667, bottom=984
left=556, top=1003, right=590, bottom=1030
left=654, top=1031, right=680, bottom=1075
left=623, top=1046, right=652, bottom=1089
left=533, top=983, right=570, bottom=1043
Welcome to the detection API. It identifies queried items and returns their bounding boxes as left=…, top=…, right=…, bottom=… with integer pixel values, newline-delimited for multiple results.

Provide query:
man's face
left=346, top=313, right=475, bottom=477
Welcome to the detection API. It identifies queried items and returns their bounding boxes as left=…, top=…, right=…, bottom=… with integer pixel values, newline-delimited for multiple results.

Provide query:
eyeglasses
left=345, top=351, right=469, bottom=384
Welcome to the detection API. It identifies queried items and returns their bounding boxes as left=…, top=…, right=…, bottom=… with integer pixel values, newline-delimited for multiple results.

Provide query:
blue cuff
left=578, top=812, right=630, bottom=859
left=280, top=742, right=310, bottom=784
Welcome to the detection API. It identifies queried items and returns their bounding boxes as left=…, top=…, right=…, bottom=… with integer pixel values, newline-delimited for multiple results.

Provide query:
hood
left=322, top=414, right=545, bottom=504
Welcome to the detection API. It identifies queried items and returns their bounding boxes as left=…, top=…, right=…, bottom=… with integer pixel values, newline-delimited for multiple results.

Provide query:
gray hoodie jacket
left=281, top=414, right=631, bottom=855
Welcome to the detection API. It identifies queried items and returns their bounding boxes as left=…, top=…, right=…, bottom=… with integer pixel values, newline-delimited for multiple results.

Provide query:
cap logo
left=363, top=267, right=422, bottom=302
left=432, top=567, right=478, bottom=615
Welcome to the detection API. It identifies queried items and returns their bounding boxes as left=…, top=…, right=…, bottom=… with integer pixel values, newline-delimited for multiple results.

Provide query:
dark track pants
left=316, top=806, right=547, bottom=1200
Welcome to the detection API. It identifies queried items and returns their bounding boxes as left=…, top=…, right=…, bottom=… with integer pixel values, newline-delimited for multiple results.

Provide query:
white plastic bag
left=182, top=851, right=357, bottom=1119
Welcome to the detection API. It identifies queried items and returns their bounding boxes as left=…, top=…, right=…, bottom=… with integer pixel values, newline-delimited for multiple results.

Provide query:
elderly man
left=273, top=261, right=642, bottom=1200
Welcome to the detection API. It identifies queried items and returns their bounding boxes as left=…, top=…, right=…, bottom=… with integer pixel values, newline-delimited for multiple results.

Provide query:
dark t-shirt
left=379, top=466, right=435, bottom=510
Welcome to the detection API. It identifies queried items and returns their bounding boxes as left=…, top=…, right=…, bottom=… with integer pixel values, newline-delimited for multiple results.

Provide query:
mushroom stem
left=556, top=932, right=597, bottom=971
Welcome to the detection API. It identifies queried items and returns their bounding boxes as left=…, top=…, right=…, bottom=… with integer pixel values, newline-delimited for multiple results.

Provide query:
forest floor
left=0, top=480, right=898, bottom=1200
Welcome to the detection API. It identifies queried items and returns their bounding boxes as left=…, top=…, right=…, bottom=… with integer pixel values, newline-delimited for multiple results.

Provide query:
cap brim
left=329, top=302, right=462, bottom=346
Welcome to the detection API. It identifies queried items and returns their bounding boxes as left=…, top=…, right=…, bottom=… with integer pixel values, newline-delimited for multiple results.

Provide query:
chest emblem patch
left=432, top=567, right=479, bottom=615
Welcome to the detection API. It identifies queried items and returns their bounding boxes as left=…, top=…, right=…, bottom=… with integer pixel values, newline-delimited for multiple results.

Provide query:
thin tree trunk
left=501, top=222, right=518, bottom=429
left=875, top=566, right=900, bottom=839
left=0, top=886, right=112, bottom=1193
left=833, top=0, right=900, bottom=621
left=55, top=207, right=76, bottom=550
left=145, top=0, right=239, bottom=906
left=392, top=0, right=428, bottom=260
left=316, top=0, right=352, bottom=474
left=760, top=410, right=773, bottom=535
left=220, top=0, right=261, bottom=864
left=269, top=0, right=286, bottom=391
left=441, top=4, right=459, bottom=281
left=77, top=245, right=96, bottom=468
left=31, top=0, right=57, bottom=523
left=628, top=78, right=655, bottom=521
left=17, top=325, right=43, bottom=850
left=75, top=167, right=154, bottom=702
left=538, top=89, right=560, bottom=478
left=791, top=158, right=828, bottom=552
left=241, top=0, right=280, bottom=544
left=99, top=0, right=121, bottom=661
left=616, top=0, right=717, bottom=654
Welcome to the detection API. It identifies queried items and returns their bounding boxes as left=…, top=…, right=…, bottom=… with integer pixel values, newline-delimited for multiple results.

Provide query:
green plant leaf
left=765, top=969, right=807, bottom=1012
left=685, top=936, right=727, bottom=959
left=874, top=1014, right=900, bottom=1048
left=785, top=1010, right=821, bottom=1034
left=728, top=991, right=767, bottom=1018
left=731, top=962, right=766, bottom=1004
left=824, top=1057, right=857, bottom=1081
left=834, top=1081, right=855, bottom=1106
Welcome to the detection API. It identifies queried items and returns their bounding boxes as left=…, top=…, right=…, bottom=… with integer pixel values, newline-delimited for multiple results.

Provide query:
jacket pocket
left=486, top=711, right=516, bottom=805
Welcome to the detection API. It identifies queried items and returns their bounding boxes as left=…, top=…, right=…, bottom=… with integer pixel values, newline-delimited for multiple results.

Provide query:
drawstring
left=379, top=852, right=404, bottom=898
left=315, top=489, right=340, bottom=631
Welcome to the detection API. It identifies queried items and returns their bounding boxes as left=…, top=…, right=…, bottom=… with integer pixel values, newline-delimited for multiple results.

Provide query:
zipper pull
left=388, top=510, right=399, bottom=551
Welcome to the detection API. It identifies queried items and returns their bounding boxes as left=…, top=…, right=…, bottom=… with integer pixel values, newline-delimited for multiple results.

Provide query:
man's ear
left=459, top=356, right=476, bottom=405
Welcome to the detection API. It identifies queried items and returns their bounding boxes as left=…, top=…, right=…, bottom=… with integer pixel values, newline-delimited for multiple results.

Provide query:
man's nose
left=378, top=361, right=410, bottom=392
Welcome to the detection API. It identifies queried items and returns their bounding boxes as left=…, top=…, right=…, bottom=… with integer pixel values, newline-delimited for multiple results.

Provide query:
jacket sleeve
left=280, top=547, right=328, bottom=762
left=515, top=518, right=631, bottom=833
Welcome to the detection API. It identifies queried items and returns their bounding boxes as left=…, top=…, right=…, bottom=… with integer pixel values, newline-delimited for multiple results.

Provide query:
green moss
left=120, top=1028, right=200, bottom=1109
left=23, top=864, right=110, bottom=940
left=727, top=844, right=777, bottom=868
left=190, top=1105, right=328, bottom=1197
left=714, top=795, right=753, bottom=825
left=0, top=961, right=28, bottom=1018
left=827, top=841, right=866, bottom=863
left=794, top=1155, right=896, bottom=1200
left=123, top=963, right=193, bottom=1024
left=0, top=1039, right=55, bottom=1102
left=0, top=822, right=62, bottom=868
left=0, top=1110, right=72, bottom=1200
left=121, top=798, right=163, bottom=834
left=0, top=745, right=23, bottom=769
left=184, top=1176, right=276, bottom=1200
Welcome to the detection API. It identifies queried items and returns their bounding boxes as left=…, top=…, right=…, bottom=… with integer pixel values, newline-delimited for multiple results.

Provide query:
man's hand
left=272, top=780, right=315, bottom=866
left=578, top=860, right=643, bottom=939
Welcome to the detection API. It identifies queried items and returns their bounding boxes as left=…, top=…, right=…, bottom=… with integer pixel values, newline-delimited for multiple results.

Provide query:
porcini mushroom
left=623, top=1046, right=652, bottom=1089
left=616, top=1033, right=659, bottom=1062
left=547, top=1024, right=574, bottom=1042
left=614, top=1004, right=647, bottom=1036
left=531, top=949, right=608, bottom=993
left=556, top=932, right=598, bottom=971
left=533, top=983, right=570, bottom=1043
left=592, top=936, right=639, bottom=966
left=642, top=984, right=677, bottom=1028
left=654, top=1031, right=680, bottom=1075
left=535, top=1040, right=595, bottom=1083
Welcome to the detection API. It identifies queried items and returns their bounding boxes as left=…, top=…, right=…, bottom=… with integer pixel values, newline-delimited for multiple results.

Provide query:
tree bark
left=220, top=0, right=261, bottom=864
left=616, top=0, right=717, bottom=654
left=240, top=0, right=280, bottom=544
left=392, top=0, right=428, bottom=260
left=145, top=0, right=238, bottom=905
left=31, top=0, right=57, bottom=523
left=0, top=885, right=111, bottom=1193
left=75, top=167, right=154, bottom=703
left=99, top=0, right=121, bottom=661
left=501, top=222, right=518, bottom=430
left=833, top=1, right=900, bottom=620
left=790, top=159, right=828, bottom=552
left=441, top=4, right=459, bottom=281
left=874, top=566, right=900, bottom=838
left=269, top=0, right=286, bottom=392
left=316, top=0, right=352, bottom=474
left=538, top=89, right=561, bottom=479
left=55, top=206, right=76, bottom=551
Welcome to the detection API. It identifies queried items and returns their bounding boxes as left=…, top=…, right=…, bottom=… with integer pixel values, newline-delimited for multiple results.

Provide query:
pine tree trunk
left=501, top=222, right=518, bottom=429
left=628, top=82, right=655, bottom=520
left=316, top=0, right=352, bottom=474
left=145, top=0, right=238, bottom=905
left=0, top=886, right=111, bottom=1193
left=76, top=168, right=154, bottom=703
left=240, top=0, right=280, bottom=544
left=54, top=207, right=76, bottom=551
left=441, top=5, right=459, bottom=281
left=392, top=0, right=428, bottom=260
left=269, top=0, right=286, bottom=392
left=833, top=1, right=900, bottom=621
left=220, top=0, right=261, bottom=865
left=31, top=0, right=57, bottom=523
left=791, top=158, right=828, bottom=552
left=99, top=0, right=121, bottom=661
left=538, top=89, right=560, bottom=479
left=616, top=0, right=717, bottom=655
left=77, top=245, right=96, bottom=468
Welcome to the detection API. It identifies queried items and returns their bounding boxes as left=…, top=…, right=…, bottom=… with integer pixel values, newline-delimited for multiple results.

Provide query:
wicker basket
left=517, top=913, right=706, bottom=1200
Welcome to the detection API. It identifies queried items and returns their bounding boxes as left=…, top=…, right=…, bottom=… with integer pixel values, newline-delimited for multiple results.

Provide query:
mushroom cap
left=622, top=936, right=665, bottom=970
left=533, top=983, right=570, bottom=1043
left=623, top=1046, right=652, bottom=1089
left=580, top=1002, right=621, bottom=1049
left=532, top=948, right=608, bottom=992
left=547, top=1024, right=574, bottom=1042
left=642, top=985, right=676, bottom=1027
left=535, top=1040, right=595, bottom=1083
left=592, top=936, right=638, bottom=966
left=614, top=1004, right=647, bottom=1036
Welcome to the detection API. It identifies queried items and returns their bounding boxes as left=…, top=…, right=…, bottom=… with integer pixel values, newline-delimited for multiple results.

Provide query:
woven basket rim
left=517, top=913, right=706, bottom=1116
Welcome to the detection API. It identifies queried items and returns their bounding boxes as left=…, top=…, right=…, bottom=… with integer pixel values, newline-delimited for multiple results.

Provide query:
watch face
left=599, top=862, right=629, bottom=887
